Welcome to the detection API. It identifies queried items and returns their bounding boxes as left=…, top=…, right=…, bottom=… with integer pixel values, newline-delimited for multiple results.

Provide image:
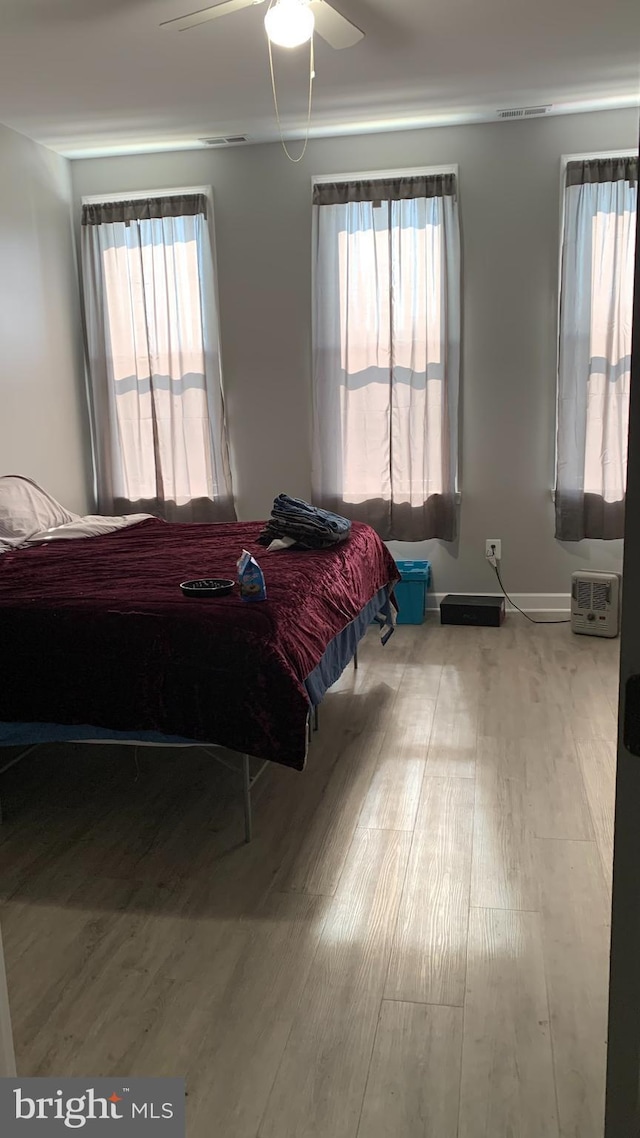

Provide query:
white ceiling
left=0, top=0, right=638, bottom=157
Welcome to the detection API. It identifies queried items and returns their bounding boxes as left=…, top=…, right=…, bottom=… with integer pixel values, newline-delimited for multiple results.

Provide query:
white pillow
left=0, top=475, right=77, bottom=553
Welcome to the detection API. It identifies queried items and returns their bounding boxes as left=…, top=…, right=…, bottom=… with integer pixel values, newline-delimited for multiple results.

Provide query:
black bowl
left=180, top=578, right=235, bottom=598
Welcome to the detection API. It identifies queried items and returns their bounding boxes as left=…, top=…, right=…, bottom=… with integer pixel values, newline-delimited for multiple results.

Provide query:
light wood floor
left=0, top=616, right=618, bottom=1137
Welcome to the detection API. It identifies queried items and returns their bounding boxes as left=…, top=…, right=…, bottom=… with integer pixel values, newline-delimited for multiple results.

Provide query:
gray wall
left=0, top=122, right=90, bottom=512
left=70, top=108, right=638, bottom=595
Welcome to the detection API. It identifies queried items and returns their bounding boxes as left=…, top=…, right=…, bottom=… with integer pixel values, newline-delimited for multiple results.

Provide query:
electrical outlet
left=485, top=539, right=502, bottom=562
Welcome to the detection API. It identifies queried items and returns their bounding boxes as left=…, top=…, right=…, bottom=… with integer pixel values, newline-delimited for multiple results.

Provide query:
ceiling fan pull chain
left=268, top=26, right=315, bottom=163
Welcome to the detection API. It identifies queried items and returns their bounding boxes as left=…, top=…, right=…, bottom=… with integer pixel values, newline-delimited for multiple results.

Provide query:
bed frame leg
left=242, top=754, right=252, bottom=844
left=354, top=648, right=359, bottom=671
left=314, top=706, right=319, bottom=732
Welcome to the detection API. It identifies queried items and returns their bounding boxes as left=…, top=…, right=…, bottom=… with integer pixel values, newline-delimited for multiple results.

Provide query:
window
left=555, top=155, right=637, bottom=541
left=81, top=190, right=235, bottom=522
left=311, top=169, right=461, bottom=542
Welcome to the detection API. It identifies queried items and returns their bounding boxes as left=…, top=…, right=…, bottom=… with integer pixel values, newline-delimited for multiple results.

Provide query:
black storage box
left=440, top=594, right=505, bottom=627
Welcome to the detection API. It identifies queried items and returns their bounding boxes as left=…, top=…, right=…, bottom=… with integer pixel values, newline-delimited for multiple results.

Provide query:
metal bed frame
left=0, top=742, right=268, bottom=844
left=0, top=648, right=358, bottom=844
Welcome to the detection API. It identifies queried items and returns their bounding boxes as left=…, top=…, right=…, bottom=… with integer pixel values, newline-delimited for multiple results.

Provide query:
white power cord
left=491, top=559, right=571, bottom=626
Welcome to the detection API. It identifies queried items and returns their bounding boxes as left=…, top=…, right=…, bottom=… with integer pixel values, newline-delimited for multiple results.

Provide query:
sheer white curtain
left=81, top=194, right=235, bottom=522
left=312, top=174, right=460, bottom=541
left=556, top=157, right=637, bottom=540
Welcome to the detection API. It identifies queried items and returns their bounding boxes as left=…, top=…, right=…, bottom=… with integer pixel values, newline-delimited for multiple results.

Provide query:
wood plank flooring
left=0, top=617, right=618, bottom=1137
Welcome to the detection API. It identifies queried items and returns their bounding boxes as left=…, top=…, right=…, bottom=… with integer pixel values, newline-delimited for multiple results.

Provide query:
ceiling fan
left=160, top=0, right=365, bottom=51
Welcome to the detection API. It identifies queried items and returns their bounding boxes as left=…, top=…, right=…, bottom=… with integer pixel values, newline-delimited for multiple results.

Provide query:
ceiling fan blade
left=308, top=1, right=364, bottom=49
left=160, top=0, right=262, bottom=32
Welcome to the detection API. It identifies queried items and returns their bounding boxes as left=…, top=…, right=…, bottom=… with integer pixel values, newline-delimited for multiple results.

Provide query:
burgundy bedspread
left=0, top=519, right=398, bottom=769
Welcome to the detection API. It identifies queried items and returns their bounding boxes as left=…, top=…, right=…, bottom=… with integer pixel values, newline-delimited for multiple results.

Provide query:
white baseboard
left=427, top=592, right=571, bottom=615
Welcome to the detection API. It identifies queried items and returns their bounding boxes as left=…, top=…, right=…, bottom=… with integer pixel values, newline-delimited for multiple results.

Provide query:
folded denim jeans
left=259, top=494, right=352, bottom=550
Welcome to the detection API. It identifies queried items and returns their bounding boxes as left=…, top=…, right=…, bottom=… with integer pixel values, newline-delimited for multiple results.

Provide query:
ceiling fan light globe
left=264, top=0, right=315, bottom=48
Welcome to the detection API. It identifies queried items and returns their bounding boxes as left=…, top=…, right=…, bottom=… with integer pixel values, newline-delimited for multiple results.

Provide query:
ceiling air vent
left=199, top=135, right=249, bottom=146
left=497, top=106, right=551, bottom=120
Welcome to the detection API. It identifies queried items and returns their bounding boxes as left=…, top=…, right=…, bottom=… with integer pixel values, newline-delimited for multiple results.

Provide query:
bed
left=0, top=480, right=399, bottom=838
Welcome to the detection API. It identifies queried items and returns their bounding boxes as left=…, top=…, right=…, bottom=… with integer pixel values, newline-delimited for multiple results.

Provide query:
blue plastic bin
left=394, top=560, right=432, bottom=625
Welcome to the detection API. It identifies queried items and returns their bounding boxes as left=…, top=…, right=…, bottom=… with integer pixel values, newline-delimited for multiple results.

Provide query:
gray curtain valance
left=82, top=193, right=208, bottom=226
left=313, top=173, right=457, bottom=206
left=566, top=157, right=637, bottom=188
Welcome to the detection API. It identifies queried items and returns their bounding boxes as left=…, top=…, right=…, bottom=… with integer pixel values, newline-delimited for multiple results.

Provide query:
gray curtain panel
left=312, top=174, right=461, bottom=542
left=556, top=157, right=637, bottom=541
left=81, top=196, right=236, bottom=523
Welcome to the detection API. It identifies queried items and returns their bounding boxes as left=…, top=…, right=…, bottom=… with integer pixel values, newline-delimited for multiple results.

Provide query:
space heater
left=571, top=571, right=620, bottom=638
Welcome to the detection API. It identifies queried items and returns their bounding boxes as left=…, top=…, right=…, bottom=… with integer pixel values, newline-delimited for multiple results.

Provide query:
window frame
left=81, top=184, right=214, bottom=207
left=81, top=183, right=218, bottom=259
left=80, top=184, right=227, bottom=509
left=553, top=149, right=638, bottom=500
left=311, top=164, right=459, bottom=186
left=310, top=164, right=461, bottom=501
